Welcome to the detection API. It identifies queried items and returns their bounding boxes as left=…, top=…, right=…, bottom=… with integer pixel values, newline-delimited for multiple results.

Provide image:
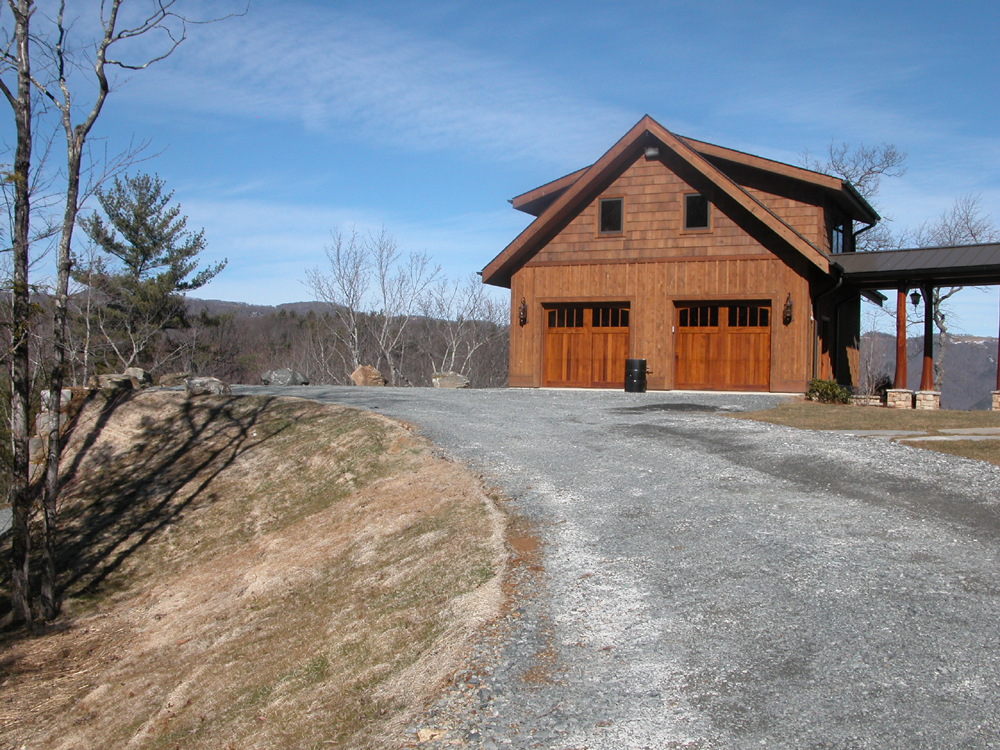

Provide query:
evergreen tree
left=77, top=173, right=227, bottom=370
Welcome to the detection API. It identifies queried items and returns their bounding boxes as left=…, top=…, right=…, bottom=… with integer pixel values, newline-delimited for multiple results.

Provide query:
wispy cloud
left=124, top=3, right=634, bottom=170
left=185, top=195, right=524, bottom=305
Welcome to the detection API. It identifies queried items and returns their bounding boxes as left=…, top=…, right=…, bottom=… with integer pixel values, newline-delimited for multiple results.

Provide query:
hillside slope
left=0, top=391, right=506, bottom=749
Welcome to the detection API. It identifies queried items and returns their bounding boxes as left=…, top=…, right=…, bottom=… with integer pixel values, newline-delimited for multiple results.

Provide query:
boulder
left=432, top=371, right=470, bottom=389
left=350, top=365, right=386, bottom=387
left=157, top=371, right=191, bottom=387
left=123, top=367, right=154, bottom=388
left=86, top=374, right=134, bottom=391
left=185, top=376, right=232, bottom=396
left=261, top=368, right=309, bottom=386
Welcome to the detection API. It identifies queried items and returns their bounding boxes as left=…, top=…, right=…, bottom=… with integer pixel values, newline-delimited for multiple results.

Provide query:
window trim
left=682, top=192, right=711, bottom=232
left=597, top=196, right=625, bottom=236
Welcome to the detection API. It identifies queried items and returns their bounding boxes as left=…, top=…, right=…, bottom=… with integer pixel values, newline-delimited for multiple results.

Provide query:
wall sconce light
left=782, top=293, right=793, bottom=325
left=518, top=297, right=528, bottom=327
left=910, top=290, right=921, bottom=308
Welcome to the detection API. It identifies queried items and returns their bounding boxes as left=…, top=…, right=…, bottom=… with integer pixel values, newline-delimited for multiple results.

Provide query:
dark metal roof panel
left=835, top=243, right=1000, bottom=287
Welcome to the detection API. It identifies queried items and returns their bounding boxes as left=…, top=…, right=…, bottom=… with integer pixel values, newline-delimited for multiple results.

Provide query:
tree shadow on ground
left=55, top=393, right=285, bottom=599
left=0, top=391, right=289, bottom=630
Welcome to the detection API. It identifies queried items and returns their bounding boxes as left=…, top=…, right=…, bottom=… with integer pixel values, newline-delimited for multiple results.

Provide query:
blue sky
left=22, top=0, right=1000, bottom=335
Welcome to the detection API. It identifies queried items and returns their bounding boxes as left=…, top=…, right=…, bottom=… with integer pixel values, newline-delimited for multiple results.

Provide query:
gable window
left=599, top=197, right=623, bottom=234
left=684, top=193, right=710, bottom=230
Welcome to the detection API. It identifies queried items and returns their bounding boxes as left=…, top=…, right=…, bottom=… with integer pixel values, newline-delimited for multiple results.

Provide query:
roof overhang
left=677, top=136, right=880, bottom=225
left=836, top=243, right=1000, bottom=289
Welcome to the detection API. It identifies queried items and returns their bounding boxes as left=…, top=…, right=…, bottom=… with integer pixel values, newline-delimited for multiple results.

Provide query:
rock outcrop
left=261, top=368, right=309, bottom=386
left=350, top=365, right=386, bottom=387
left=432, top=371, right=470, bottom=389
left=86, top=374, right=134, bottom=391
left=185, top=377, right=232, bottom=396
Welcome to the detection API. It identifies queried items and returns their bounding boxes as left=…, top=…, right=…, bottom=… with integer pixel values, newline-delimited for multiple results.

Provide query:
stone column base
left=886, top=389, right=913, bottom=409
left=992, top=391, right=1000, bottom=411
left=915, top=390, right=941, bottom=410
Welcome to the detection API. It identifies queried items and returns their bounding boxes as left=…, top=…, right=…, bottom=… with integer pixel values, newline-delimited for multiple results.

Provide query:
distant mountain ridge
left=861, top=332, right=998, bottom=410
left=185, top=298, right=334, bottom=318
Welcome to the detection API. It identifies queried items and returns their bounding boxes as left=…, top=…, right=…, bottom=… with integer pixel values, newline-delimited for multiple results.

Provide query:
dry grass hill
left=0, top=391, right=507, bottom=749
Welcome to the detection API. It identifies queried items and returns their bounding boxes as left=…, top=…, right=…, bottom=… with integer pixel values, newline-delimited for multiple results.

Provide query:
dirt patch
left=0, top=391, right=507, bottom=749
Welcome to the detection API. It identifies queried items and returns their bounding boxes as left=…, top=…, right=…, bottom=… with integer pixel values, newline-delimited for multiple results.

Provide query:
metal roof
left=834, top=243, right=1000, bottom=288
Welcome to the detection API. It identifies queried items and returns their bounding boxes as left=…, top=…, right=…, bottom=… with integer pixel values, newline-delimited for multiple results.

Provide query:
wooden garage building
left=481, top=115, right=880, bottom=392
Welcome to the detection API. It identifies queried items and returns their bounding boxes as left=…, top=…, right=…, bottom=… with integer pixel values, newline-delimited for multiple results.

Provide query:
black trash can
left=624, top=359, right=647, bottom=393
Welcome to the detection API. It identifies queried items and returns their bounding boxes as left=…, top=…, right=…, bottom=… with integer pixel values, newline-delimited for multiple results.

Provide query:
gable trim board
left=484, top=115, right=880, bottom=393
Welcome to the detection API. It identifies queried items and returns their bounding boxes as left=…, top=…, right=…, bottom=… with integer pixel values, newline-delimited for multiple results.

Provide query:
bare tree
left=0, top=0, right=36, bottom=627
left=368, top=227, right=439, bottom=385
left=305, top=228, right=370, bottom=380
left=0, top=0, right=246, bottom=624
left=421, top=273, right=506, bottom=377
left=305, top=227, right=439, bottom=385
left=801, top=141, right=907, bottom=252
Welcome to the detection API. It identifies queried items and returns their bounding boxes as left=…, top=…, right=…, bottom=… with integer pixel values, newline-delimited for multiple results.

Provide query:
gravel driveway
left=239, top=385, right=1000, bottom=749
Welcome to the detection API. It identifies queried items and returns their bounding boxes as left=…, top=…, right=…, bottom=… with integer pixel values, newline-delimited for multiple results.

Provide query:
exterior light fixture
left=910, top=290, right=921, bottom=308
left=518, top=297, right=528, bottom=327
left=782, top=293, right=793, bottom=325
left=644, top=146, right=660, bottom=159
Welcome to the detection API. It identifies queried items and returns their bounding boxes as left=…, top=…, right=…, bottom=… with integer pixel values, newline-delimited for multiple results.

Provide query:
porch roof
left=835, top=243, right=1000, bottom=288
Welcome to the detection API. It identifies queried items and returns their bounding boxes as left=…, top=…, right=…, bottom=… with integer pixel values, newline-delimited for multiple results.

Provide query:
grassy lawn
left=733, top=400, right=1000, bottom=467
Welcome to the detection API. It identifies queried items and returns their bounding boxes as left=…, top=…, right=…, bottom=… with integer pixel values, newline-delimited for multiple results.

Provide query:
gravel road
left=239, top=385, right=1000, bottom=749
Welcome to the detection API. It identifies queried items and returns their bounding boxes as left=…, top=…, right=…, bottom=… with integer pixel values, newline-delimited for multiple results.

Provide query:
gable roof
left=483, top=115, right=878, bottom=288
left=511, top=135, right=879, bottom=225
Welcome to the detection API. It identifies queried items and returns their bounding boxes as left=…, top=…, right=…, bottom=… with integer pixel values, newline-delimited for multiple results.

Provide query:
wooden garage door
left=544, top=305, right=629, bottom=387
left=675, top=302, right=770, bottom=390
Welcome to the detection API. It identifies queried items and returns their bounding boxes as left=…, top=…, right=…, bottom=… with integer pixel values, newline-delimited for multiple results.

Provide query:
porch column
left=920, top=284, right=935, bottom=392
left=894, top=286, right=907, bottom=389
left=994, top=287, right=1000, bottom=411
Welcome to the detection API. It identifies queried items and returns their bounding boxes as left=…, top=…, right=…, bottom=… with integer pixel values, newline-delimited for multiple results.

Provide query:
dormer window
left=684, top=193, right=710, bottom=230
left=599, top=197, right=623, bottom=234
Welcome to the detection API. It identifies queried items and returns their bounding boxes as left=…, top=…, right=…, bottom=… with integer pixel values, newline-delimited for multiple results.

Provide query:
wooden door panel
left=544, top=304, right=629, bottom=388
left=675, top=303, right=770, bottom=390
left=591, top=331, right=628, bottom=386
left=544, top=330, right=588, bottom=386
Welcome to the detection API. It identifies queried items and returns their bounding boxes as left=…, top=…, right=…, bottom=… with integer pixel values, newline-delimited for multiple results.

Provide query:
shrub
left=806, top=378, right=851, bottom=404
left=872, top=373, right=893, bottom=401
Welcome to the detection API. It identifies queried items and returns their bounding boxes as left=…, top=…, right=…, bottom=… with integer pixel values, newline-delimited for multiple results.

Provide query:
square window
left=599, top=198, right=623, bottom=234
left=684, top=193, right=710, bottom=230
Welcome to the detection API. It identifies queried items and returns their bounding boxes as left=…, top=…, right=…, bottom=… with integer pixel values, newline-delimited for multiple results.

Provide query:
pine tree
left=77, top=173, right=227, bottom=371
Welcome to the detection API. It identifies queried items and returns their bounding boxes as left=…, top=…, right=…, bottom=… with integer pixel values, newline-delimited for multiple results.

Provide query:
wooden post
left=920, top=284, right=934, bottom=392
left=894, top=287, right=907, bottom=389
